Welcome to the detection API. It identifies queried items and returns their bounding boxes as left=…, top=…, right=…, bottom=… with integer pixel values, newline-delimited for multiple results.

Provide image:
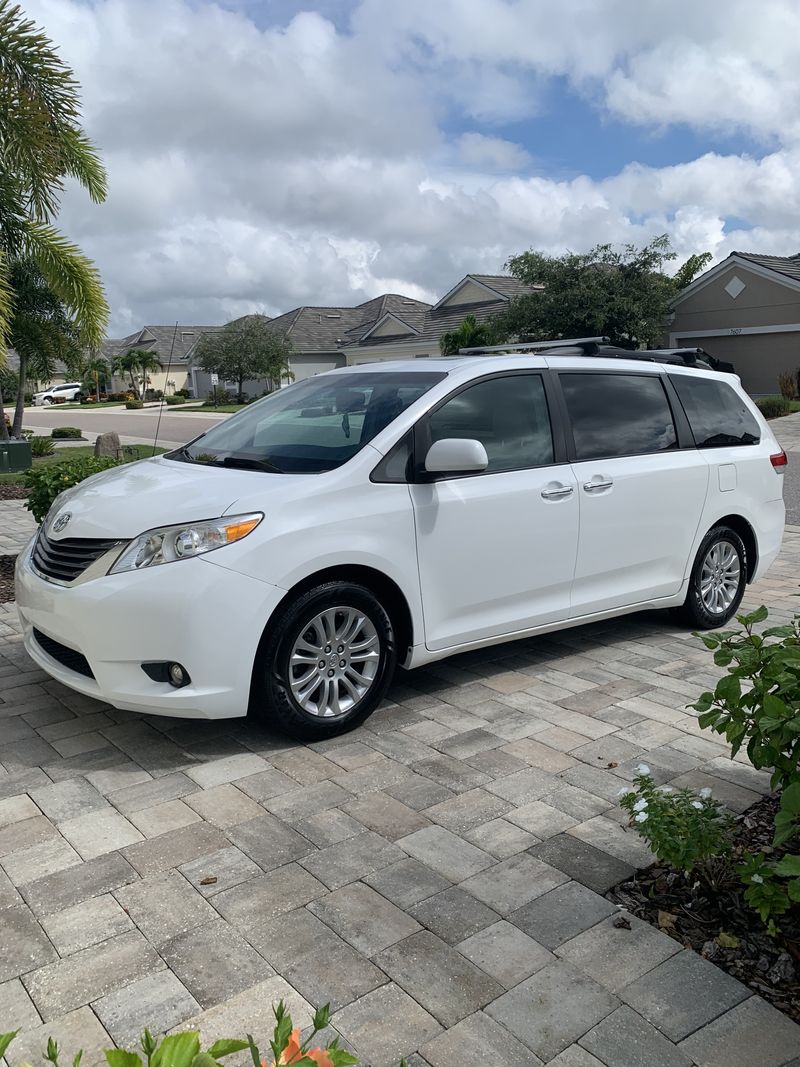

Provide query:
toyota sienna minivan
left=16, top=346, right=786, bottom=739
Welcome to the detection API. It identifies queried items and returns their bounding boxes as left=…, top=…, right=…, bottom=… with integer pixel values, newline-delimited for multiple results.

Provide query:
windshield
left=172, top=370, right=446, bottom=474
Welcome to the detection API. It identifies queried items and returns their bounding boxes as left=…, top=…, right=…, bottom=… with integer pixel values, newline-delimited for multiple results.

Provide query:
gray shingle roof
left=466, top=274, right=540, bottom=299
left=107, top=325, right=223, bottom=366
left=733, top=251, right=800, bottom=282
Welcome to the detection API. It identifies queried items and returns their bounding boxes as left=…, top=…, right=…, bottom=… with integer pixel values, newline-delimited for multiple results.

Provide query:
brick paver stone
left=92, top=971, right=201, bottom=1048
left=579, top=1005, right=693, bottom=1067
left=332, top=982, right=442, bottom=1067
left=678, top=995, right=800, bottom=1067
left=421, top=1011, right=543, bottom=1067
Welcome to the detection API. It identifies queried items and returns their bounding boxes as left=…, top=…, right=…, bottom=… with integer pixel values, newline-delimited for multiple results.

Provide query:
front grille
left=32, top=528, right=122, bottom=583
left=32, top=628, right=94, bottom=679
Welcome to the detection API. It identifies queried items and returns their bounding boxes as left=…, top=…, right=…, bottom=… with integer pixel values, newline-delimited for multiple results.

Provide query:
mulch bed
left=0, top=554, right=16, bottom=604
left=608, top=793, right=800, bottom=1023
left=0, top=484, right=29, bottom=499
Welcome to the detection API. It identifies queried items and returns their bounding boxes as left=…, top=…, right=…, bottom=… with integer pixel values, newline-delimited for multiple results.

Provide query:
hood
left=45, top=455, right=287, bottom=540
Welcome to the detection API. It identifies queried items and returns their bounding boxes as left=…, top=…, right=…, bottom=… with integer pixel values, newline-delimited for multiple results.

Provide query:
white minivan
left=16, top=346, right=786, bottom=739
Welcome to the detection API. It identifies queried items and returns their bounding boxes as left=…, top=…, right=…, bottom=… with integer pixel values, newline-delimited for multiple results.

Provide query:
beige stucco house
left=669, top=252, right=800, bottom=395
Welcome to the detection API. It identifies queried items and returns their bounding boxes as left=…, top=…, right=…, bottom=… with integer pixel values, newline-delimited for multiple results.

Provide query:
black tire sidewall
left=255, top=582, right=396, bottom=739
left=684, top=526, right=747, bottom=629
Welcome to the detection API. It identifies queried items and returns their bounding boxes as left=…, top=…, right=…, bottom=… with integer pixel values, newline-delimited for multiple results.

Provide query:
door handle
left=541, top=485, right=574, bottom=500
left=583, top=480, right=613, bottom=492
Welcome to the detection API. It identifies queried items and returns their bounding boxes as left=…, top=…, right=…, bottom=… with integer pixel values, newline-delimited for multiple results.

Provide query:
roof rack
left=458, top=338, right=734, bottom=374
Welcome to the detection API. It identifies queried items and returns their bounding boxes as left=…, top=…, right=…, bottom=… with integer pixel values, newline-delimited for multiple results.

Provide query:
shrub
left=80, top=395, right=96, bottom=404
left=777, top=370, right=796, bottom=400
left=0, top=1001, right=360, bottom=1067
left=30, top=436, right=55, bottom=457
left=756, top=395, right=791, bottom=419
left=694, top=606, right=800, bottom=929
left=176, top=387, right=191, bottom=397
left=50, top=394, right=67, bottom=404
left=107, top=391, right=133, bottom=402
left=23, top=455, right=119, bottom=523
left=51, top=426, right=82, bottom=439
left=125, top=399, right=144, bottom=410
left=620, top=767, right=734, bottom=881
left=164, top=395, right=185, bottom=405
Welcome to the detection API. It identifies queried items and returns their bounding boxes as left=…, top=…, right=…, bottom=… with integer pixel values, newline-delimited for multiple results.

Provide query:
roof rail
left=457, top=336, right=608, bottom=355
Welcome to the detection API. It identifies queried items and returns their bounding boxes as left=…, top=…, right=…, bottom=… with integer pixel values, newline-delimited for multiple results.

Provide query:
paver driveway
left=1, top=514, right=799, bottom=1065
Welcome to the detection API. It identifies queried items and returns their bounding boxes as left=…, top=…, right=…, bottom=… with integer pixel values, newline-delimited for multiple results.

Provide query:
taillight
left=770, top=449, right=788, bottom=471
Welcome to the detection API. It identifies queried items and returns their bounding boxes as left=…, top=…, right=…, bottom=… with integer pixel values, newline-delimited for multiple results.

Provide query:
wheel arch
left=714, top=514, right=758, bottom=582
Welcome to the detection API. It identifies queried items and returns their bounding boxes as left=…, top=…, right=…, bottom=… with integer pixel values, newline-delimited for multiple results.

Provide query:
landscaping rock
left=94, top=431, right=120, bottom=458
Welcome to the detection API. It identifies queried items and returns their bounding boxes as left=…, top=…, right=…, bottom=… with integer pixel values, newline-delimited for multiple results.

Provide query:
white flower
left=636, top=764, right=651, bottom=777
left=661, top=787, right=674, bottom=794
left=691, top=801, right=703, bottom=810
left=635, top=811, right=648, bottom=823
left=633, top=798, right=648, bottom=812
left=617, top=788, right=631, bottom=798
left=750, top=874, right=764, bottom=884
left=699, top=787, right=712, bottom=799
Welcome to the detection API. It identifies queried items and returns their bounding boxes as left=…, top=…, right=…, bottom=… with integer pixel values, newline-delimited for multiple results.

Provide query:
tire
left=251, top=581, right=397, bottom=740
left=677, top=525, right=747, bottom=629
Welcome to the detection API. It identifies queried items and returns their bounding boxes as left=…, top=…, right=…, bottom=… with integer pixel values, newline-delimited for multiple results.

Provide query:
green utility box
left=0, top=439, right=32, bottom=473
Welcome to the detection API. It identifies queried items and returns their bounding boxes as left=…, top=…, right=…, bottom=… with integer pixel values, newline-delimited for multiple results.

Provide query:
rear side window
left=560, top=373, right=678, bottom=461
left=427, top=373, right=554, bottom=472
left=670, top=376, right=760, bottom=447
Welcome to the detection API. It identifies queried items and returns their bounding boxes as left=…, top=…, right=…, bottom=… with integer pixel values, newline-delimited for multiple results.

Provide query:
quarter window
left=670, top=375, right=760, bottom=447
left=560, top=373, right=678, bottom=461
left=426, top=374, right=554, bottom=473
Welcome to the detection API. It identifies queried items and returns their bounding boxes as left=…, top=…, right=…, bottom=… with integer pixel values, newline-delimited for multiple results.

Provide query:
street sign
left=210, top=373, right=219, bottom=386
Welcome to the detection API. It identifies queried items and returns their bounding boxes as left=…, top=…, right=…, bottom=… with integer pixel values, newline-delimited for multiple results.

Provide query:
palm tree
left=0, top=0, right=109, bottom=438
left=83, top=355, right=110, bottom=402
left=439, top=314, right=493, bottom=356
left=7, top=258, right=82, bottom=435
left=116, top=348, right=161, bottom=399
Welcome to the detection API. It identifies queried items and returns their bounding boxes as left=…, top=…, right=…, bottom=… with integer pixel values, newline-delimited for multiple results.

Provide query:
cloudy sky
left=25, top=0, right=800, bottom=335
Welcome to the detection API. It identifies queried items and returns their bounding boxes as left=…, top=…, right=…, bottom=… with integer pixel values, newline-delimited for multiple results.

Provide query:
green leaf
left=246, top=1036, right=261, bottom=1067
left=0, top=1033, right=18, bottom=1059
left=774, top=854, right=800, bottom=878
left=697, top=710, right=720, bottom=730
left=763, top=693, right=791, bottom=720
left=788, top=878, right=800, bottom=902
left=716, top=931, right=740, bottom=949
left=311, top=1004, right=331, bottom=1033
left=326, top=1051, right=360, bottom=1066
left=189, top=1054, right=219, bottom=1067
left=779, top=781, right=800, bottom=815
left=106, top=1053, right=142, bottom=1067
left=715, top=675, right=741, bottom=703
left=744, top=605, right=769, bottom=625
left=206, top=1042, right=250, bottom=1060
left=151, top=1034, right=201, bottom=1067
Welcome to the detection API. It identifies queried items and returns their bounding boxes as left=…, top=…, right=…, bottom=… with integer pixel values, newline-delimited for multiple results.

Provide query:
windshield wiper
left=219, top=455, right=284, bottom=474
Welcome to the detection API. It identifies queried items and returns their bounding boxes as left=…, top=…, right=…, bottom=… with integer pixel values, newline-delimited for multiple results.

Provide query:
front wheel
left=42, top=397, right=52, bottom=406
left=678, top=525, right=747, bottom=629
left=251, top=581, right=397, bottom=740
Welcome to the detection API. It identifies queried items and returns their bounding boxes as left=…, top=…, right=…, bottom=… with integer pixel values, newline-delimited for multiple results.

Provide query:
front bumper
left=15, top=542, right=284, bottom=719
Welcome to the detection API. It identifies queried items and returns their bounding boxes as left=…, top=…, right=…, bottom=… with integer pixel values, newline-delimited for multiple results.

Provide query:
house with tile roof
left=669, top=251, right=800, bottom=394
left=107, top=324, right=224, bottom=395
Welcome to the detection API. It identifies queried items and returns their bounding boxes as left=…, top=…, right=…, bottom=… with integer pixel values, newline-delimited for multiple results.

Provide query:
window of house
left=560, top=373, right=678, bottom=460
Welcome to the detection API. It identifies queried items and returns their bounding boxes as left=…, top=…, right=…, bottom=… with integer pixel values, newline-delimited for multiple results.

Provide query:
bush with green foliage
left=165, top=395, right=185, bottom=405
left=23, top=456, right=119, bottom=523
left=693, top=606, right=800, bottom=930
left=620, top=768, right=734, bottom=883
left=30, top=436, right=55, bottom=457
left=0, top=1001, right=363, bottom=1067
left=756, top=396, right=791, bottom=419
left=51, top=426, right=82, bottom=439
left=176, top=387, right=191, bottom=397
left=125, top=399, right=144, bottom=409
left=777, top=370, right=796, bottom=400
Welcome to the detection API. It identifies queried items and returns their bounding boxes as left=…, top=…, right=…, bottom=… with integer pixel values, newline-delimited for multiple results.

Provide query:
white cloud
left=19, top=0, right=800, bottom=332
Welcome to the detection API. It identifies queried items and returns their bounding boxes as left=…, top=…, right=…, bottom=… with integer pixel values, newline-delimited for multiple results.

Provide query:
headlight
left=109, top=513, right=263, bottom=574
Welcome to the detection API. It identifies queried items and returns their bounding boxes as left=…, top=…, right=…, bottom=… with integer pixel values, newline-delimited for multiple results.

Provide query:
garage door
left=678, top=332, right=800, bottom=395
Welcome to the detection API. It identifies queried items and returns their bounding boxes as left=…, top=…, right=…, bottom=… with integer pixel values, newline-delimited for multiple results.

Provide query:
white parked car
left=33, top=382, right=83, bottom=405
left=16, top=346, right=786, bottom=739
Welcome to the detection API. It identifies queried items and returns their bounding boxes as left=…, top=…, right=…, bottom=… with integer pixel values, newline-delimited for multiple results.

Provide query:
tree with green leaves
left=82, top=354, right=109, bottom=401
left=0, top=0, right=109, bottom=439
left=439, top=313, right=493, bottom=355
left=490, top=235, right=711, bottom=350
left=6, top=258, right=82, bottom=435
left=196, top=315, right=294, bottom=401
left=114, top=348, right=160, bottom=399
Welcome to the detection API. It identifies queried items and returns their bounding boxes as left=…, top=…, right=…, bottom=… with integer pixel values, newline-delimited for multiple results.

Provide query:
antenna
left=152, top=322, right=179, bottom=457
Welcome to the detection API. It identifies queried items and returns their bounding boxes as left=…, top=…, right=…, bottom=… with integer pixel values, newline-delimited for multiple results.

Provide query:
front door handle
left=583, top=479, right=613, bottom=492
left=541, top=484, right=574, bottom=500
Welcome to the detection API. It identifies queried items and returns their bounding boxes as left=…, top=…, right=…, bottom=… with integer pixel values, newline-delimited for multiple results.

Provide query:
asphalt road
left=21, top=405, right=228, bottom=448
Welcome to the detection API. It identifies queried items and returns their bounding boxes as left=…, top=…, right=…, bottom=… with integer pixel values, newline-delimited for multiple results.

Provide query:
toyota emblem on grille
left=52, top=512, right=72, bottom=534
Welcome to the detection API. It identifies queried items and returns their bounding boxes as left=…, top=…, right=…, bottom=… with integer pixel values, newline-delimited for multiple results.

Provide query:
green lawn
left=759, top=395, right=800, bottom=415
left=30, top=401, right=127, bottom=411
left=0, top=444, right=167, bottom=485
left=173, top=403, right=247, bottom=413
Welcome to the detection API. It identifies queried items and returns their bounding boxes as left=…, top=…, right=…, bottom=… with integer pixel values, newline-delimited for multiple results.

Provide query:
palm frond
left=0, top=1, right=81, bottom=121
left=23, top=221, right=108, bottom=346
left=0, top=249, right=14, bottom=360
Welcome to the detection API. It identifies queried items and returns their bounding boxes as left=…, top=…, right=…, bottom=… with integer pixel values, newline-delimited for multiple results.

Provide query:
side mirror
left=424, top=438, right=489, bottom=474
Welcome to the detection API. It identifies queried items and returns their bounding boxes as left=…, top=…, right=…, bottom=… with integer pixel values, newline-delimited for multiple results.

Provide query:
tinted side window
left=427, top=374, right=553, bottom=473
left=670, top=376, right=760, bottom=447
left=561, top=373, right=678, bottom=461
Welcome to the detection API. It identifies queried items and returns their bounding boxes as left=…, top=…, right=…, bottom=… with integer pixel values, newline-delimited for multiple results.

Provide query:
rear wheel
left=251, top=581, right=397, bottom=740
left=678, top=525, right=747, bottom=629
